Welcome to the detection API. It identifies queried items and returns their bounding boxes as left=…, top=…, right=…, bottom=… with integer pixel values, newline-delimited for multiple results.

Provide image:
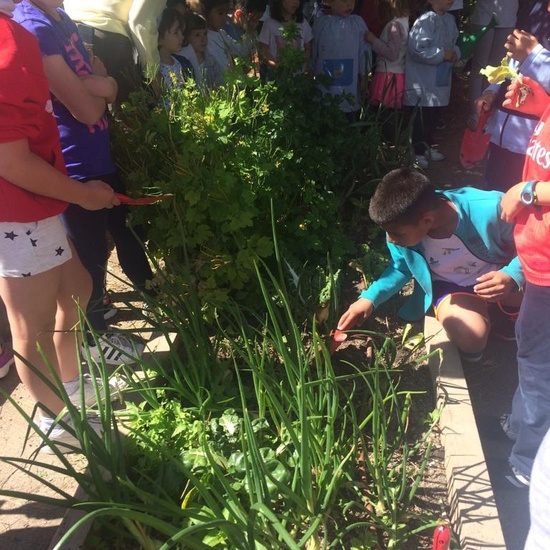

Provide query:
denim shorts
left=0, top=215, right=72, bottom=277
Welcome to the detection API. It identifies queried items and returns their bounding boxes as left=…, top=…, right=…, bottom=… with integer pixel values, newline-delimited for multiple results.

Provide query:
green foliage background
left=112, top=55, right=408, bottom=311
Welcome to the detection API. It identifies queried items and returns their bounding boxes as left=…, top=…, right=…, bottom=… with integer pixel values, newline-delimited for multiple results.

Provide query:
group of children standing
left=154, top=0, right=462, bottom=164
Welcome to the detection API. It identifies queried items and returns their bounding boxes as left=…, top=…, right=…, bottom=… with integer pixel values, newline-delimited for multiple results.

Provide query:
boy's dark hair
left=166, top=0, right=189, bottom=9
left=184, top=12, right=208, bottom=38
left=368, top=168, right=438, bottom=226
left=236, top=0, right=267, bottom=14
left=190, top=0, right=229, bottom=17
left=270, top=0, right=305, bottom=23
left=158, top=8, right=186, bottom=43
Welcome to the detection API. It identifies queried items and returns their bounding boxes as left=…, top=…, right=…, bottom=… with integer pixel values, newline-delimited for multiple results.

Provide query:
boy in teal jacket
left=337, top=168, right=524, bottom=362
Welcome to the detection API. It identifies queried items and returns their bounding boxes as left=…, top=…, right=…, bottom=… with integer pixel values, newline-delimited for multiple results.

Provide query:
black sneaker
left=499, top=413, right=517, bottom=441
left=506, top=463, right=530, bottom=488
left=460, top=350, right=483, bottom=364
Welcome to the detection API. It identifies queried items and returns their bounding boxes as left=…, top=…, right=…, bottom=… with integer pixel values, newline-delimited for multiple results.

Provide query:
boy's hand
left=365, top=31, right=376, bottom=43
left=78, top=180, right=121, bottom=210
left=475, top=89, right=496, bottom=116
left=505, top=29, right=539, bottom=64
left=443, top=50, right=458, bottom=63
left=503, top=75, right=550, bottom=116
left=337, top=298, right=374, bottom=331
left=90, top=55, right=108, bottom=77
left=474, top=271, right=516, bottom=300
left=500, top=182, right=526, bottom=222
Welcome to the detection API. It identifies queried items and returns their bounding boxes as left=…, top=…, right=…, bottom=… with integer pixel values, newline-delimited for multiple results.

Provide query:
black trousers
left=62, top=173, right=153, bottom=333
left=408, top=105, right=443, bottom=156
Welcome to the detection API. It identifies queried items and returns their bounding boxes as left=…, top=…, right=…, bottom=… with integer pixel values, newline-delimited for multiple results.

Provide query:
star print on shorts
left=0, top=216, right=72, bottom=277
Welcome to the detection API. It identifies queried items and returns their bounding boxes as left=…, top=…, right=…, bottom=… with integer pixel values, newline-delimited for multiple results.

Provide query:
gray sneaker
left=67, top=373, right=128, bottom=408
left=39, top=414, right=103, bottom=455
left=82, top=334, right=145, bottom=366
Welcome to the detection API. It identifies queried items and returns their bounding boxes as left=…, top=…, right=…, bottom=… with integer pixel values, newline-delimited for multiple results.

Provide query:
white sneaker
left=67, top=373, right=128, bottom=408
left=415, top=155, right=429, bottom=169
left=39, top=414, right=103, bottom=455
left=82, top=334, right=145, bottom=366
left=0, top=346, right=14, bottom=379
left=102, top=293, right=118, bottom=321
left=427, top=147, right=445, bottom=161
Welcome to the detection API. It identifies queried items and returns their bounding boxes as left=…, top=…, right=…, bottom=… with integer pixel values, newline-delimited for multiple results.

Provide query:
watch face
left=522, top=191, right=534, bottom=205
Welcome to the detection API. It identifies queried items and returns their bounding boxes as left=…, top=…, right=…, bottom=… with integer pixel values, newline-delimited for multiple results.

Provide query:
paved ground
left=462, top=337, right=530, bottom=550
left=0, top=258, right=145, bottom=550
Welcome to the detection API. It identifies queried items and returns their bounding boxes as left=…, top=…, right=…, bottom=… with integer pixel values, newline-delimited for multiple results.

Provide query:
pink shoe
left=0, top=345, right=14, bottom=379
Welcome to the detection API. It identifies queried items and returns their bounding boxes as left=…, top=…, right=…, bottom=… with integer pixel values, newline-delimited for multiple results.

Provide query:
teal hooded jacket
left=359, top=187, right=525, bottom=321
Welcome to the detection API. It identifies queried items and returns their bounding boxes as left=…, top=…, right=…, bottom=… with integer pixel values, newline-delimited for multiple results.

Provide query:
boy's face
left=207, top=3, right=229, bottom=31
left=187, top=28, right=209, bottom=54
left=159, top=21, right=184, bottom=53
left=382, top=217, right=432, bottom=248
left=329, top=0, right=355, bottom=17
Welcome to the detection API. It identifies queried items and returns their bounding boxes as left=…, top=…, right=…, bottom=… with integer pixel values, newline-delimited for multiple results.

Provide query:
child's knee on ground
left=437, top=298, right=490, bottom=353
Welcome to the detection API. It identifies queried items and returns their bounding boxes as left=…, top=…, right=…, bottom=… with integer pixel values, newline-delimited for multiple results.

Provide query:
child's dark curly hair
left=158, top=8, right=186, bottom=46
left=188, top=0, right=229, bottom=17
left=368, top=168, right=438, bottom=226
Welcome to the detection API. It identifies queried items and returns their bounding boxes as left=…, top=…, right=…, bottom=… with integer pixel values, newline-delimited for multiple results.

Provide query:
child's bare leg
left=54, top=243, right=92, bottom=382
left=0, top=251, right=90, bottom=416
left=436, top=294, right=490, bottom=354
left=0, top=269, right=65, bottom=415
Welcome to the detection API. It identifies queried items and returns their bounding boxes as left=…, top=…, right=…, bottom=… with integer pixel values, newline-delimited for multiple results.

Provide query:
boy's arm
left=408, top=15, right=445, bottom=65
left=366, top=20, right=403, bottom=62
left=127, top=0, right=166, bottom=67
left=338, top=242, right=413, bottom=331
left=80, top=75, right=118, bottom=104
left=502, top=180, right=550, bottom=222
left=505, top=29, right=539, bottom=65
left=41, top=54, right=108, bottom=125
left=0, top=138, right=119, bottom=211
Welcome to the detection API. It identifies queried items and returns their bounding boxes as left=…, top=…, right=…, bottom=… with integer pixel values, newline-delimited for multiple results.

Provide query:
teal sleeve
left=500, top=256, right=525, bottom=290
left=359, top=242, right=413, bottom=308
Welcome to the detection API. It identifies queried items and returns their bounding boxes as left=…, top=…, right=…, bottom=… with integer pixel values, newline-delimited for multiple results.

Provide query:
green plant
left=111, top=36, right=410, bottom=314
left=0, top=257, right=442, bottom=549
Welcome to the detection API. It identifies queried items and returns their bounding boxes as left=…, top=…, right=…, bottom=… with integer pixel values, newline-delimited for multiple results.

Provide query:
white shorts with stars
left=0, top=215, right=72, bottom=278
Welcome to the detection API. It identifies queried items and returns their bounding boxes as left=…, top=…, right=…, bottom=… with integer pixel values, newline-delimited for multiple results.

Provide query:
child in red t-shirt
left=0, top=6, right=118, bottom=454
left=500, top=73, right=550, bottom=486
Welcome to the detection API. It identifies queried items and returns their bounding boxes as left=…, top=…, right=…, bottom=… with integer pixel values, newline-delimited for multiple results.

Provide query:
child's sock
left=460, top=350, right=483, bottom=363
left=62, top=375, right=80, bottom=396
left=39, top=415, right=55, bottom=432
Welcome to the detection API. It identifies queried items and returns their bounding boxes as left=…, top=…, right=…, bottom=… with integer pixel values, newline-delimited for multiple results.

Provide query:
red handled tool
left=432, top=524, right=451, bottom=550
left=329, top=329, right=347, bottom=355
left=114, top=193, right=173, bottom=205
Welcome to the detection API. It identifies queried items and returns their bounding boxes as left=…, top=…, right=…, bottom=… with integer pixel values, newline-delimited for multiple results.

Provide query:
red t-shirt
left=514, top=103, right=550, bottom=286
left=0, top=14, right=67, bottom=223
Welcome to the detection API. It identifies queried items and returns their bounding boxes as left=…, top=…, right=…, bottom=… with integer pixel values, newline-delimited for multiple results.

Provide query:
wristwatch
left=520, top=180, right=539, bottom=206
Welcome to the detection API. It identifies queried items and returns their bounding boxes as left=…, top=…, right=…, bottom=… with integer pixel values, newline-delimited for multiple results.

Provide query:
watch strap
left=521, top=179, right=539, bottom=206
